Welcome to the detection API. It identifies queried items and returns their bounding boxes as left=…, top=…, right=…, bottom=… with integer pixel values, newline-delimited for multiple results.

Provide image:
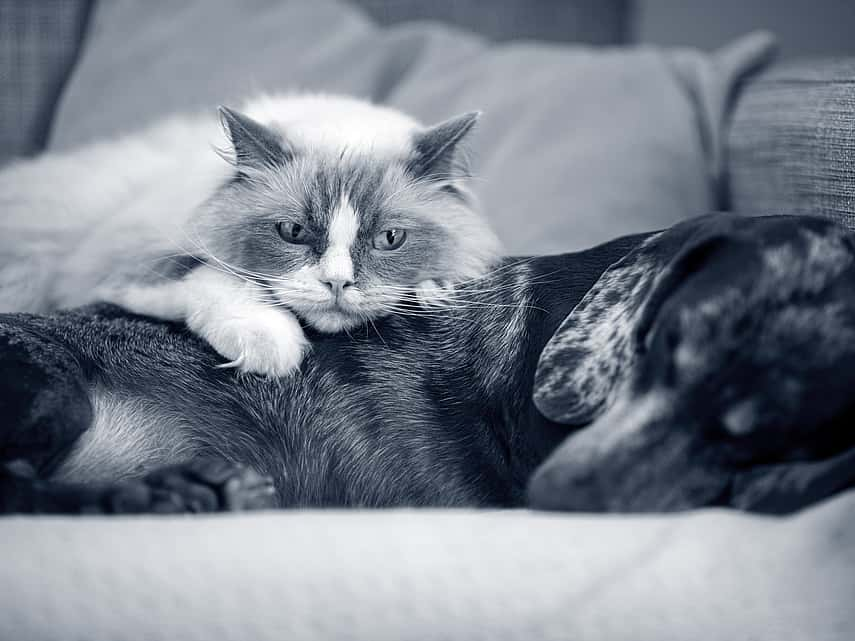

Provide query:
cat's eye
left=373, top=229, right=407, bottom=251
left=277, top=221, right=309, bottom=244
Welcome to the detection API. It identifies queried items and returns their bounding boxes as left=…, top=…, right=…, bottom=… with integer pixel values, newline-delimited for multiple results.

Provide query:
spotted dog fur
left=2, top=216, right=855, bottom=514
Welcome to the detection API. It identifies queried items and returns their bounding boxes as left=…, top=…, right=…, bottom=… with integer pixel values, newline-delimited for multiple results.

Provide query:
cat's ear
left=218, top=106, right=292, bottom=171
left=409, top=111, right=480, bottom=180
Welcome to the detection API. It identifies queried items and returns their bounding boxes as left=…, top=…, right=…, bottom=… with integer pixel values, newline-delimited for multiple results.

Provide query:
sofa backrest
left=349, top=0, right=629, bottom=44
left=0, top=0, right=629, bottom=167
left=727, top=59, right=855, bottom=230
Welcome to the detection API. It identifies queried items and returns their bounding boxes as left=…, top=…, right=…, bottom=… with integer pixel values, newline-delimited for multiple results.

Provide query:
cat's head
left=193, top=103, right=501, bottom=333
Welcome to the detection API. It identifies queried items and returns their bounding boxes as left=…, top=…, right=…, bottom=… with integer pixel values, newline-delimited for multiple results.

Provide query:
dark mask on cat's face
left=190, top=106, right=501, bottom=332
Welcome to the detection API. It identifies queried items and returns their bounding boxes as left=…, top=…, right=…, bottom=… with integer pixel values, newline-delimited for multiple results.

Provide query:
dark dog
left=1, top=215, right=854, bottom=514
left=531, top=214, right=855, bottom=512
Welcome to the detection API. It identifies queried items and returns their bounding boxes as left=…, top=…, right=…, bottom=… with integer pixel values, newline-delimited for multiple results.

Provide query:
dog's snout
left=527, top=459, right=603, bottom=512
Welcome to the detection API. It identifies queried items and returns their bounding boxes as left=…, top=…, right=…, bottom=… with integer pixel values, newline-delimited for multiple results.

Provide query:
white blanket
left=2, top=491, right=853, bottom=641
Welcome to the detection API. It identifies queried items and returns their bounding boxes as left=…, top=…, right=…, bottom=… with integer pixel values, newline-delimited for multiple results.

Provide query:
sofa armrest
left=0, top=0, right=92, bottom=166
left=727, top=59, right=855, bottom=229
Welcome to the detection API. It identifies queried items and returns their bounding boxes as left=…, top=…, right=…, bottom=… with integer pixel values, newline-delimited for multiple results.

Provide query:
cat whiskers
left=366, top=315, right=388, bottom=347
left=360, top=293, right=490, bottom=324
left=372, top=284, right=551, bottom=313
left=451, top=257, right=545, bottom=286
left=173, top=228, right=311, bottom=292
left=369, top=304, right=483, bottom=327
left=149, top=226, right=272, bottom=288
left=146, top=224, right=556, bottom=324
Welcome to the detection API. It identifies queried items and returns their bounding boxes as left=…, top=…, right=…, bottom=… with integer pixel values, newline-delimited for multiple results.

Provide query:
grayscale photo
left=0, top=0, right=853, bottom=639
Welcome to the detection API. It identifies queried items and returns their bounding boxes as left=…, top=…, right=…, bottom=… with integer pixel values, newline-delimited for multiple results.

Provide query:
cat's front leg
left=188, top=300, right=309, bottom=378
left=180, top=267, right=309, bottom=377
left=104, top=265, right=310, bottom=377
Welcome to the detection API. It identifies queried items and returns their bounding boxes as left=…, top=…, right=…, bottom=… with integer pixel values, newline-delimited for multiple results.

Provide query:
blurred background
left=2, top=0, right=854, bottom=251
left=356, top=0, right=855, bottom=57
left=2, top=0, right=854, bottom=162
left=634, top=0, right=855, bottom=57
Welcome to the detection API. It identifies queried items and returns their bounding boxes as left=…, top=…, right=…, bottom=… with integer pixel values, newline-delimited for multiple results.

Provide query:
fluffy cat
left=0, top=95, right=501, bottom=376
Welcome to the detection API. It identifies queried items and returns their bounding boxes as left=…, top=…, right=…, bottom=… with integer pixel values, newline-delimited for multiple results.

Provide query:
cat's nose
left=321, top=279, right=354, bottom=296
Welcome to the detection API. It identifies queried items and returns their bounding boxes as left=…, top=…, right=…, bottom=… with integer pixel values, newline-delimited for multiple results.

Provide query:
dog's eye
left=373, top=229, right=407, bottom=251
left=277, top=221, right=309, bottom=244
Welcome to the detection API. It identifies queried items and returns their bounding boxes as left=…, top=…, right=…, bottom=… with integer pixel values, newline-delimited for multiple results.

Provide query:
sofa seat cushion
left=2, top=496, right=854, bottom=640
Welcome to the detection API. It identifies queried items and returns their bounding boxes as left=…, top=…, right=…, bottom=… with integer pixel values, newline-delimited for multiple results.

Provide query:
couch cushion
left=728, top=60, right=855, bottom=230
left=49, top=0, right=773, bottom=254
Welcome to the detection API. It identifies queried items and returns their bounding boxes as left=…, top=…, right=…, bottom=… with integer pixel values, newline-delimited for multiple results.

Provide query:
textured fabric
left=49, top=0, right=773, bottom=254
left=2, top=496, right=854, bottom=640
left=0, top=0, right=91, bottom=165
left=350, top=0, right=630, bottom=44
left=728, top=59, right=855, bottom=229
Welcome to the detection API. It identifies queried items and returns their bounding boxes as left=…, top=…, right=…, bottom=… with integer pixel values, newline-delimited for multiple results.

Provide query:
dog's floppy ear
left=533, top=226, right=753, bottom=426
left=532, top=237, right=664, bottom=425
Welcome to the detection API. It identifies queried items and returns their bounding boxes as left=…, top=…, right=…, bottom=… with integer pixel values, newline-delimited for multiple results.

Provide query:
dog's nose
left=321, top=279, right=354, bottom=296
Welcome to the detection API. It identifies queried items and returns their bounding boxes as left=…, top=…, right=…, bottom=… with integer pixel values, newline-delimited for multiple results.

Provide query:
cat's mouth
left=298, top=304, right=367, bottom=333
left=270, top=284, right=392, bottom=333
left=279, top=290, right=370, bottom=332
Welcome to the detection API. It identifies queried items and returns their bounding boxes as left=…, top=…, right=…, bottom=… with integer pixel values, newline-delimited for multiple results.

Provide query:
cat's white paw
left=415, top=279, right=454, bottom=308
left=196, top=309, right=309, bottom=378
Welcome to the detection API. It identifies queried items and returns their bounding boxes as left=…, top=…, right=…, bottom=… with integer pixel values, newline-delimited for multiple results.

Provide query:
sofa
left=1, top=1, right=853, bottom=639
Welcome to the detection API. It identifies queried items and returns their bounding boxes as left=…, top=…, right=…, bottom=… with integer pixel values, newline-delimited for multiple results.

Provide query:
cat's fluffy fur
left=0, top=94, right=501, bottom=375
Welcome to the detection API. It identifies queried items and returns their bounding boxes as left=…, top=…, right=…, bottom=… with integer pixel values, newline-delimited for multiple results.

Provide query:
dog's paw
left=415, top=279, right=454, bottom=308
left=1, top=458, right=277, bottom=515
left=107, top=458, right=277, bottom=514
left=197, top=309, right=309, bottom=377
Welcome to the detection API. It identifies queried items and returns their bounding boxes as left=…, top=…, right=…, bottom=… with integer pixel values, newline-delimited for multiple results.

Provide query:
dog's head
left=529, top=215, right=855, bottom=512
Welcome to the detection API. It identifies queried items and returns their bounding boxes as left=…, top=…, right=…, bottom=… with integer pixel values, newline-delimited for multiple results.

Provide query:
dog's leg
left=0, top=312, right=277, bottom=514
left=1, top=457, right=276, bottom=514
left=0, top=316, right=92, bottom=474
left=0, top=314, right=97, bottom=512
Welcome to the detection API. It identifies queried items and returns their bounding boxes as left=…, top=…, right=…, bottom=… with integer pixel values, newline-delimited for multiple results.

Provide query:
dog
left=1, top=214, right=854, bottom=514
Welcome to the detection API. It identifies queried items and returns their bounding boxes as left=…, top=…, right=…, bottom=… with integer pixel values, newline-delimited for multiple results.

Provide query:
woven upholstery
left=727, top=59, right=855, bottom=229
left=0, top=0, right=91, bottom=165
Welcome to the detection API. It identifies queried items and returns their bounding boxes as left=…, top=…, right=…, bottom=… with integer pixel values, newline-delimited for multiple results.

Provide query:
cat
left=0, top=94, right=502, bottom=376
